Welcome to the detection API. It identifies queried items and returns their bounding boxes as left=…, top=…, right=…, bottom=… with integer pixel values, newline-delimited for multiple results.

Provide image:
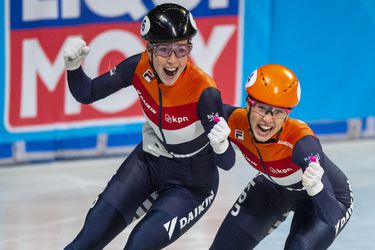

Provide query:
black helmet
left=140, top=3, right=197, bottom=43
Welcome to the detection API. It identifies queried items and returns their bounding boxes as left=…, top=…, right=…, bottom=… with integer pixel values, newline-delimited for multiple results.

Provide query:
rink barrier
left=0, top=117, right=374, bottom=166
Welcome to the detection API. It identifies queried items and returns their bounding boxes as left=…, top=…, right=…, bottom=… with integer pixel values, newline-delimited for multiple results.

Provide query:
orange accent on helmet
left=245, top=64, right=301, bottom=108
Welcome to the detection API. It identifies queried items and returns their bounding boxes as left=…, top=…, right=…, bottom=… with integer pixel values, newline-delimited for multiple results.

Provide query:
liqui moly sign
left=3, top=0, right=242, bottom=139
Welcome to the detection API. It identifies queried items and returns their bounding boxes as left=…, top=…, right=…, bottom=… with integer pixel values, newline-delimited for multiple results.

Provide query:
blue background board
left=243, top=0, right=375, bottom=121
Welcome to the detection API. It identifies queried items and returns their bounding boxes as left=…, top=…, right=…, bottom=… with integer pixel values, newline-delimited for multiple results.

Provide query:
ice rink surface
left=1, top=139, right=374, bottom=250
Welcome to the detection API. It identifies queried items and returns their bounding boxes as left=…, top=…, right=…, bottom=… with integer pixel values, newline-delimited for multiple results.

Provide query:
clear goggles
left=247, top=96, right=291, bottom=119
left=151, top=42, right=192, bottom=58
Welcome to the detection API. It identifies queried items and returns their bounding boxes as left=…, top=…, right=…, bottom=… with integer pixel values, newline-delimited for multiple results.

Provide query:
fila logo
left=143, top=69, right=154, bottom=83
left=164, top=216, right=178, bottom=240
left=235, top=129, right=244, bottom=140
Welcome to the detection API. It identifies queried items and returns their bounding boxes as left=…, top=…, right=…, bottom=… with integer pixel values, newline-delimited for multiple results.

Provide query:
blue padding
left=0, top=143, right=12, bottom=158
left=57, top=136, right=97, bottom=150
left=26, top=140, right=56, bottom=152
left=107, top=132, right=142, bottom=147
left=2, top=121, right=353, bottom=165
left=362, top=118, right=367, bottom=130
left=308, top=120, right=348, bottom=135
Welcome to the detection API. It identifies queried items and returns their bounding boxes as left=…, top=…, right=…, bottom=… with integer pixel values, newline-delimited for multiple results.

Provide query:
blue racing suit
left=64, top=52, right=235, bottom=249
left=210, top=105, right=353, bottom=250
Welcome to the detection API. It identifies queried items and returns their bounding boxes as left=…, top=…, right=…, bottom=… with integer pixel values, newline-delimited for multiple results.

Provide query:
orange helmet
left=245, top=64, right=301, bottom=108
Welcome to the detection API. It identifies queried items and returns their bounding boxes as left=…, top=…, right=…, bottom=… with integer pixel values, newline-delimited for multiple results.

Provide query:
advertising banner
left=0, top=0, right=242, bottom=163
left=2, top=0, right=243, bottom=144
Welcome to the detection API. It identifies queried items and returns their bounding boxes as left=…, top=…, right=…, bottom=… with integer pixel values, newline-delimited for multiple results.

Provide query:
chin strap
left=251, top=136, right=278, bottom=184
left=148, top=63, right=163, bottom=85
left=246, top=108, right=282, bottom=184
left=147, top=43, right=163, bottom=84
left=147, top=45, right=170, bottom=155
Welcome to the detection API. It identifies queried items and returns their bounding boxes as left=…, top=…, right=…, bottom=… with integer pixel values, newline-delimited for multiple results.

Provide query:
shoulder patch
left=234, top=129, right=244, bottom=140
left=143, top=69, right=154, bottom=83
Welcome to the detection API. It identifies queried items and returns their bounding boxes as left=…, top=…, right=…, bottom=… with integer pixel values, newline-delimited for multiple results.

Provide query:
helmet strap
left=146, top=43, right=162, bottom=84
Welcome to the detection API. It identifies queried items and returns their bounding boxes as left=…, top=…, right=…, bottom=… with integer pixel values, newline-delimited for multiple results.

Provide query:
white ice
left=0, top=139, right=374, bottom=250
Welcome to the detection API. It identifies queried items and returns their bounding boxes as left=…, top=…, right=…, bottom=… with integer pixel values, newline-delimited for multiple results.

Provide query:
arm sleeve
left=293, top=135, right=346, bottom=226
left=197, top=88, right=235, bottom=171
left=67, top=53, right=141, bottom=104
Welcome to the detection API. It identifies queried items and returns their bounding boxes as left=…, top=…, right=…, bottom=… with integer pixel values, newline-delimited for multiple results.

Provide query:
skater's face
left=148, top=40, right=192, bottom=86
left=246, top=97, right=290, bottom=142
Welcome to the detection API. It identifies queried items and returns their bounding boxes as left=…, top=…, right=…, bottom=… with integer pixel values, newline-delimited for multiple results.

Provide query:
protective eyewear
left=151, top=43, right=192, bottom=58
left=247, top=96, right=291, bottom=119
